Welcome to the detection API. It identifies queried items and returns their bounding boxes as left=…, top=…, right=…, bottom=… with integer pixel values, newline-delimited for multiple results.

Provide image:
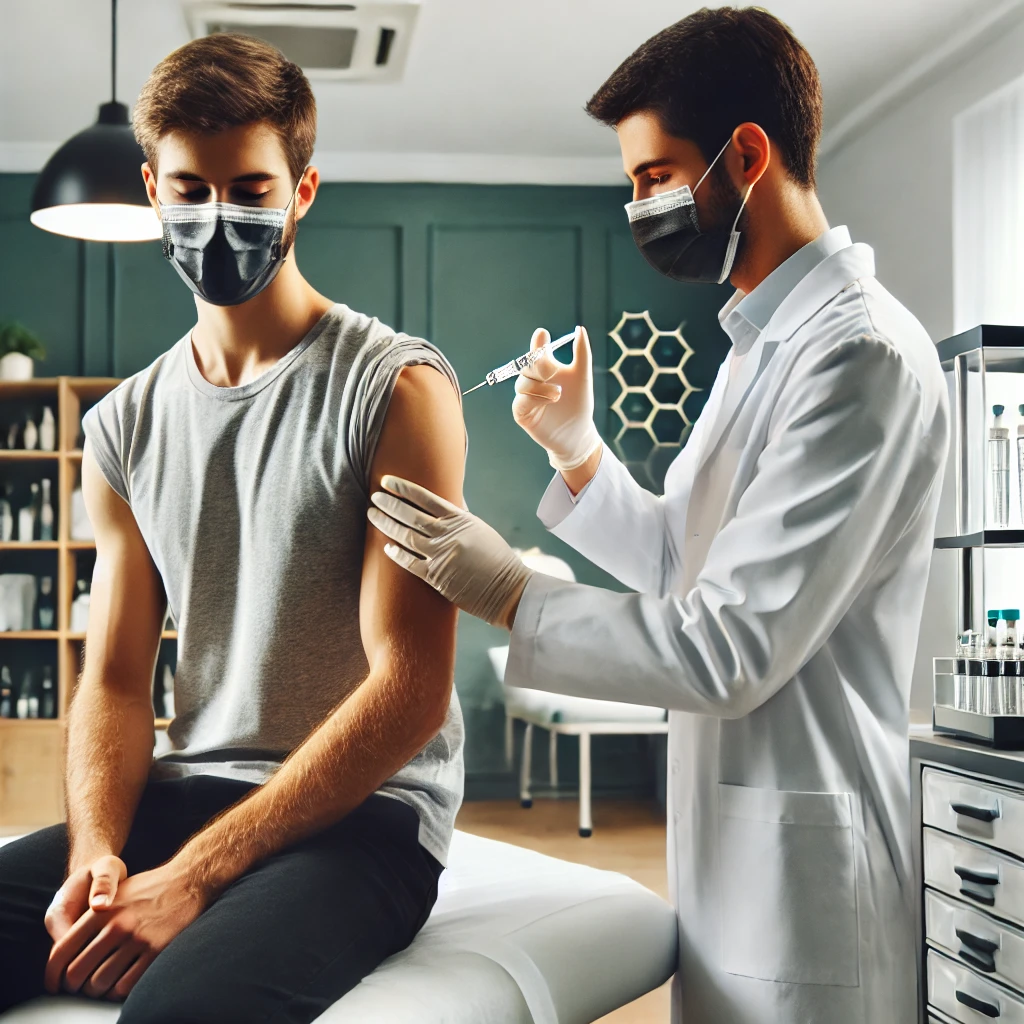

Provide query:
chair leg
left=505, top=713, right=514, bottom=767
left=549, top=729, right=559, bottom=789
left=520, top=722, right=534, bottom=808
left=578, top=732, right=592, bottom=837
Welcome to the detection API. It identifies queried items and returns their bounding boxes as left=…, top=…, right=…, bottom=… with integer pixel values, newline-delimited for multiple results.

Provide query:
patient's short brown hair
left=133, top=34, right=317, bottom=184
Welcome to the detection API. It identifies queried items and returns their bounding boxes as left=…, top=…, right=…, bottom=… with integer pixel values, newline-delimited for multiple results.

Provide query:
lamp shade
left=30, top=102, right=160, bottom=242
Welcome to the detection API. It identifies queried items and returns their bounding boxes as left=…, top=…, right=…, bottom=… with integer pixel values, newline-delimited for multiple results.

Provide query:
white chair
left=490, top=645, right=668, bottom=837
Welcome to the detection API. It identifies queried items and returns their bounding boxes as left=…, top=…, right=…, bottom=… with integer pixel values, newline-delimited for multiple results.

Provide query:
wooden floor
left=456, top=798, right=671, bottom=1024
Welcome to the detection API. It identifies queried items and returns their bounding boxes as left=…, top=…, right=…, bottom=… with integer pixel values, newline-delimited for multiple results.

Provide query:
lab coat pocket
left=718, top=784, right=860, bottom=987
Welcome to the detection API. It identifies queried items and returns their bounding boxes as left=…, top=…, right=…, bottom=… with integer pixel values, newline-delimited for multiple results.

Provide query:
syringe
left=462, top=330, right=578, bottom=396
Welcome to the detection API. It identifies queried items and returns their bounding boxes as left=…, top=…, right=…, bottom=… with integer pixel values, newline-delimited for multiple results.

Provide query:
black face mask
left=159, top=191, right=296, bottom=307
left=625, top=139, right=752, bottom=285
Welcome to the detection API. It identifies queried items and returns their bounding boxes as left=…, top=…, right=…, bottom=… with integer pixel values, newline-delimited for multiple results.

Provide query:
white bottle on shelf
left=70, top=578, right=90, bottom=633
left=0, top=484, right=13, bottom=542
left=18, top=483, right=38, bottom=542
left=22, top=415, right=37, bottom=452
left=39, top=407, right=55, bottom=452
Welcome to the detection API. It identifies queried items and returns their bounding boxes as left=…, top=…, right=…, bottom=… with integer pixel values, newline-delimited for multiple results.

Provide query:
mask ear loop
left=278, top=168, right=308, bottom=260
left=692, top=138, right=733, bottom=196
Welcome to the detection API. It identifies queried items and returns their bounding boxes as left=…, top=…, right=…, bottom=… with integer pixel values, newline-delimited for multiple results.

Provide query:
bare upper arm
left=360, top=364, right=466, bottom=700
left=81, top=441, right=166, bottom=697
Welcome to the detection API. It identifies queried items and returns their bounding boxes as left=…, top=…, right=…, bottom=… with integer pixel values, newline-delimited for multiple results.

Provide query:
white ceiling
left=2, top=0, right=1023, bottom=183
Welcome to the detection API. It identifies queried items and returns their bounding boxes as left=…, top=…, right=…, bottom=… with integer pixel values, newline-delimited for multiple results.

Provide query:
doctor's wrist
left=558, top=442, right=604, bottom=497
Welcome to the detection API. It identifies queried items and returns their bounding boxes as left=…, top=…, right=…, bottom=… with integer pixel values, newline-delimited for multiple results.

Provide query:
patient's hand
left=46, top=854, right=127, bottom=942
left=44, top=860, right=206, bottom=1000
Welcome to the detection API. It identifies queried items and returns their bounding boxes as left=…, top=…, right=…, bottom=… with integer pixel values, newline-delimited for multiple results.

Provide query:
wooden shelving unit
left=0, top=377, right=123, bottom=826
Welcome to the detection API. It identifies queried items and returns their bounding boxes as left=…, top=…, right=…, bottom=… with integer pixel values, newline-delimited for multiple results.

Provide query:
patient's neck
left=191, top=256, right=334, bottom=389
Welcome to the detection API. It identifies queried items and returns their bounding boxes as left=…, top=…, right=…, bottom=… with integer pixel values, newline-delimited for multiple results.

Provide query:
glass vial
left=40, top=478, right=53, bottom=541
left=990, top=404, right=1011, bottom=527
left=0, top=667, right=11, bottom=718
left=40, top=666, right=55, bottom=720
left=37, top=575, right=54, bottom=630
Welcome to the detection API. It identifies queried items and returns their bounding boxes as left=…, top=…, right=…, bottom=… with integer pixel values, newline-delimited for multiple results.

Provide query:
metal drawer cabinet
left=925, top=767, right=1024, bottom=856
left=925, top=827, right=1024, bottom=926
left=927, top=889, right=1024, bottom=990
left=929, top=949, right=1024, bottom=1021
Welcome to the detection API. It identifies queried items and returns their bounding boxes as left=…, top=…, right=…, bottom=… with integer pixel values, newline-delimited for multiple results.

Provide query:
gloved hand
left=367, top=476, right=534, bottom=630
left=512, top=326, right=603, bottom=472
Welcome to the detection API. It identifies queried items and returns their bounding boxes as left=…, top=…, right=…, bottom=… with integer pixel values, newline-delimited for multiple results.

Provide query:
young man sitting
left=0, top=33, right=466, bottom=1024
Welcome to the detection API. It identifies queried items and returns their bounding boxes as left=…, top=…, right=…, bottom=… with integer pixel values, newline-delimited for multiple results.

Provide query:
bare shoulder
left=372, top=363, right=466, bottom=503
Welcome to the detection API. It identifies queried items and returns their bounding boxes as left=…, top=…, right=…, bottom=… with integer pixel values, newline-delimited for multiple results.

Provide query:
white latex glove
left=367, top=475, right=534, bottom=630
left=512, top=326, right=603, bottom=472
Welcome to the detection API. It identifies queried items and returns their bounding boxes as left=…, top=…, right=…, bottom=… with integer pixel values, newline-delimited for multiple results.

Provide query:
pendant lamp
left=30, top=0, right=160, bottom=242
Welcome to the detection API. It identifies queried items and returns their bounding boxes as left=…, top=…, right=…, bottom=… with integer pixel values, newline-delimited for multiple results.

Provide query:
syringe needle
left=462, top=381, right=489, bottom=397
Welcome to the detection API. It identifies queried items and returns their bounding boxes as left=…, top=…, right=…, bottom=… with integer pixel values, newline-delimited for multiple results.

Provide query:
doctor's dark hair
left=133, top=34, right=316, bottom=185
left=586, top=7, right=822, bottom=188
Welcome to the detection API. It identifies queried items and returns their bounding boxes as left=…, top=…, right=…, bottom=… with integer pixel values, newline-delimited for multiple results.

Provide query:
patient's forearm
left=172, top=667, right=448, bottom=898
left=64, top=680, right=154, bottom=872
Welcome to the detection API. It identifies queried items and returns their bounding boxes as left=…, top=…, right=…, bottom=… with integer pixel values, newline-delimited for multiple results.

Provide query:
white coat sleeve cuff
left=536, top=468, right=598, bottom=530
left=506, top=573, right=565, bottom=690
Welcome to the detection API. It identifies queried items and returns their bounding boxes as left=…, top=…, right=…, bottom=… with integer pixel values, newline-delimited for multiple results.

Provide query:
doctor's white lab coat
left=505, top=229, right=949, bottom=1024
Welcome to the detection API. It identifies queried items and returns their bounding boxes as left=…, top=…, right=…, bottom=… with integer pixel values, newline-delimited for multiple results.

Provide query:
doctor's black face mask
left=159, top=186, right=299, bottom=307
left=625, top=138, right=754, bottom=285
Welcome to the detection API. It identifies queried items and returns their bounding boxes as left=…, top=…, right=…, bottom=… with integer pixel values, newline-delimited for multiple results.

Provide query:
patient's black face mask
left=159, top=187, right=298, bottom=307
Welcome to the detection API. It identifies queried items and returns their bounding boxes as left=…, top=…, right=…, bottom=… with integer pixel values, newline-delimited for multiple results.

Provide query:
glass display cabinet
left=933, top=325, right=1024, bottom=746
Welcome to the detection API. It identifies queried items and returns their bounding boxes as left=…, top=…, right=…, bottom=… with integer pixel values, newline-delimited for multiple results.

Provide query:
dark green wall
left=0, top=173, right=731, bottom=796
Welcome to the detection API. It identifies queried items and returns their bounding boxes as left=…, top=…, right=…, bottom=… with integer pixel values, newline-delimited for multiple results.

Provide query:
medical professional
left=369, top=7, right=949, bottom=1024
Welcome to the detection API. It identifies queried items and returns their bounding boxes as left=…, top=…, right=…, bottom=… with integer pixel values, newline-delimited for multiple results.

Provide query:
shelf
left=0, top=450, right=59, bottom=460
left=0, top=717, right=61, bottom=727
left=0, top=631, right=59, bottom=640
left=935, top=530, right=1024, bottom=548
left=0, top=541, right=58, bottom=550
left=65, top=540, right=94, bottom=549
left=155, top=718, right=171, bottom=730
left=66, top=630, right=177, bottom=641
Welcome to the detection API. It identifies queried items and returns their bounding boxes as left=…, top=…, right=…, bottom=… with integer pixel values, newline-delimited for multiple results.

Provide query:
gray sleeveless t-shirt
left=83, top=304, right=465, bottom=864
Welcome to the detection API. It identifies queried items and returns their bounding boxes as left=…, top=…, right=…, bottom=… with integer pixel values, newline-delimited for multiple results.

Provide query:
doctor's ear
left=729, top=123, right=771, bottom=188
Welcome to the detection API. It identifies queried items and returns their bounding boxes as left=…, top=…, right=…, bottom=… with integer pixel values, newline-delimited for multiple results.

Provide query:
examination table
left=0, top=829, right=677, bottom=1023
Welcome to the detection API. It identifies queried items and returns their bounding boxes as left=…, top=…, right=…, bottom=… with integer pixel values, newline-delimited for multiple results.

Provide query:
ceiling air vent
left=183, top=1, right=420, bottom=81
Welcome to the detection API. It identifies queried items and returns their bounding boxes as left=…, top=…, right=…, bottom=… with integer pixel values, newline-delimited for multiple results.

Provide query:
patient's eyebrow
left=167, top=171, right=280, bottom=183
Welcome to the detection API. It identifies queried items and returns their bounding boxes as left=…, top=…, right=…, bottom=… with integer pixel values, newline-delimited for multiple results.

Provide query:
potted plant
left=0, top=323, right=46, bottom=381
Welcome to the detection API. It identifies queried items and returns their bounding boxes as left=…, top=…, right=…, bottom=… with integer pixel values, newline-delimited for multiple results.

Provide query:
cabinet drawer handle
left=956, top=989, right=1000, bottom=1017
left=955, top=865, right=1000, bottom=886
left=959, top=948, right=997, bottom=974
left=957, top=928, right=999, bottom=955
left=951, top=801, right=1001, bottom=823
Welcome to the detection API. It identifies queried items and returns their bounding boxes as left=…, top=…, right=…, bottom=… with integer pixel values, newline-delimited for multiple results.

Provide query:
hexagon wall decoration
left=608, top=311, right=701, bottom=490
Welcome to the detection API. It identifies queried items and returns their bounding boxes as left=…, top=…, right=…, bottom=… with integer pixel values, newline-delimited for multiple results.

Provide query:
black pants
left=0, top=776, right=442, bottom=1023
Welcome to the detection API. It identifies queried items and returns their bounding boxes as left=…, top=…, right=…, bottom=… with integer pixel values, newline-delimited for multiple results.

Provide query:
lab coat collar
left=718, top=225, right=855, bottom=354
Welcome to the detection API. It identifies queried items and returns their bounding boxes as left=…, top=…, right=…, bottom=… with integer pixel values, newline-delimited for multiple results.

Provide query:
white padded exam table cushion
left=489, top=645, right=667, bottom=725
left=0, top=829, right=676, bottom=1024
